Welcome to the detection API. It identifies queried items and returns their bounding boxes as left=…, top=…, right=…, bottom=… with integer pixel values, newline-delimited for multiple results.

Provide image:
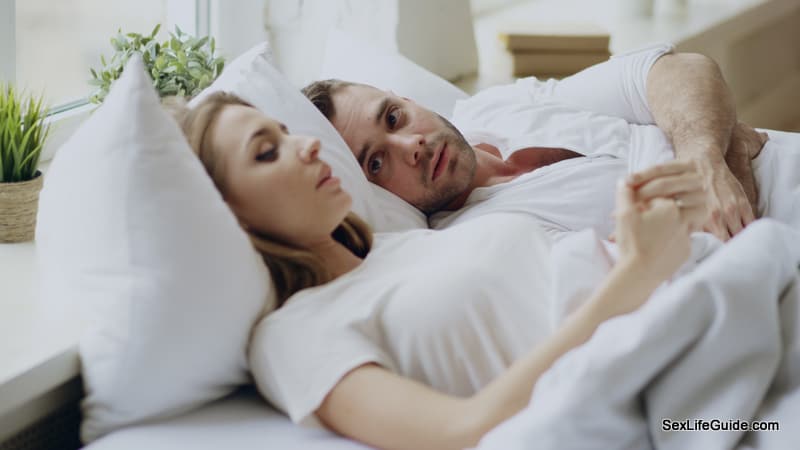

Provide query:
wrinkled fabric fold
left=479, top=219, right=800, bottom=450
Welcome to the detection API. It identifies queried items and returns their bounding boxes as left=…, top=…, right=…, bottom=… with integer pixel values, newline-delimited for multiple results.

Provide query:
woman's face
left=209, top=104, right=351, bottom=247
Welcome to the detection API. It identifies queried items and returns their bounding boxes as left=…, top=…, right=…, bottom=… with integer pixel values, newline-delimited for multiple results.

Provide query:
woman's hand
left=614, top=161, right=708, bottom=285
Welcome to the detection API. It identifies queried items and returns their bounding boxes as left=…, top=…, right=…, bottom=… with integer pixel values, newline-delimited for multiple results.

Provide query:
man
left=303, top=44, right=768, bottom=241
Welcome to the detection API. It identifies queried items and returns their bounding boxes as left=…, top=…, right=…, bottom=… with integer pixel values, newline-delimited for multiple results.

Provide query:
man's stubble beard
left=414, top=114, right=476, bottom=215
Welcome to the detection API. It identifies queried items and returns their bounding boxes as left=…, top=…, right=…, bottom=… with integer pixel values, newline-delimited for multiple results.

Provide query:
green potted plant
left=89, top=24, right=225, bottom=103
left=0, top=84, right=49, bottom=243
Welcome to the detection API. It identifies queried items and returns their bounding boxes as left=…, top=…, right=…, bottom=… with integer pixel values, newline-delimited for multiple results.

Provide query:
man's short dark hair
left=301, top=79, right=354, bottom=121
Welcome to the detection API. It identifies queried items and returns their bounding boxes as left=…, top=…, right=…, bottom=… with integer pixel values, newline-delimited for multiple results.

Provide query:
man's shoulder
left=455, top=77, right=558, bottom=118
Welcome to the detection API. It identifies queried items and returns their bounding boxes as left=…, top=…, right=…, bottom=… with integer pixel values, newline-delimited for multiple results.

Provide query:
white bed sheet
left=84, top=387, right=371, bottom=450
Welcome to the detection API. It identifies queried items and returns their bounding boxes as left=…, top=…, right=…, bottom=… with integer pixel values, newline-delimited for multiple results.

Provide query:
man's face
left=330, top=84, right=476, bottom=215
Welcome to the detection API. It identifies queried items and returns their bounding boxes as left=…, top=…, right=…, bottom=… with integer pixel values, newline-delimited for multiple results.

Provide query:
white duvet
left=478, top=218, right=800, bottom=449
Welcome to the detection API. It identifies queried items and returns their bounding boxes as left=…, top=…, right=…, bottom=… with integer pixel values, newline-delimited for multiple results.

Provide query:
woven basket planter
left=0, top=171, right=44, bottom=243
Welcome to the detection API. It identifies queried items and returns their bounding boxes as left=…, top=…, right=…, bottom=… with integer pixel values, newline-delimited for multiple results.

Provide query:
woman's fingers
left=671, top=190, right=706, bottom=208
left=682, top=202, right=709, bottom=231
left=615, top=179, right=636, bottom=216
left=635, top=172, right=704, bottom=203
left=643, top=195, right=706, bottom=233
left=627, top=160, right=697, bottom=188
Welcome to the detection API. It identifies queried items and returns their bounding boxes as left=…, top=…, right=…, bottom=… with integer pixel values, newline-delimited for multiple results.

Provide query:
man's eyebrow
left=356, top=98, right=390, bottom=167
left=374, top=97, right=390, bottom=125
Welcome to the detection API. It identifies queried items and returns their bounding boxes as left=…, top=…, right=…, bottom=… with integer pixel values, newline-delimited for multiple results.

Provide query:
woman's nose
left=297, top=136, right=321, bottom=162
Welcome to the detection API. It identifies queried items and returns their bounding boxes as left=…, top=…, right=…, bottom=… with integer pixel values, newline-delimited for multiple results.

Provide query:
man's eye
left=256, top=147, right=278, bottom=162
left=367, top=153, right=384, bottom=175
left=386, top=108, right=400, bottom=130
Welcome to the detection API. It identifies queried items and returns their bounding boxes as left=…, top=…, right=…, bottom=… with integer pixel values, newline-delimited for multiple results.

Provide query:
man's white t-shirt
left=430, top=44, right=677, bottom=240
left=249, top=213, right=554, bottom=427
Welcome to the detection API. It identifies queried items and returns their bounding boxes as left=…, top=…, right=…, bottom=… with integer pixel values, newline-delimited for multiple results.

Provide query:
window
left=0, top=0, right=215, bottom=160
left=1, top=0, right=266, bottom=161
left=14, top=0, right=171, bottom=107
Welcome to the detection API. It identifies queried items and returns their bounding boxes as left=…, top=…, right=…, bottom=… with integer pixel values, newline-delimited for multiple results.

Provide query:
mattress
left=84, top=387, right=371, bottom=450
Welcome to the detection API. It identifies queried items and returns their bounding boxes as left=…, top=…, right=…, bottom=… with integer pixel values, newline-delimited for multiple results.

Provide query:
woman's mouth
left=317, top=165, right=336, bottom=189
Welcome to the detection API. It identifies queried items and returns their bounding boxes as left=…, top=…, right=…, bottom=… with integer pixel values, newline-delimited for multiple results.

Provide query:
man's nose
left=390, top=133, right=426, bottom=166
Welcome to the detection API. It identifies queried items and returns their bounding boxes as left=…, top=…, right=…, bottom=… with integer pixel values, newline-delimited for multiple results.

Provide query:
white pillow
left=192, top=42, right=428, bottom=232
left=36, top=56, right=271, bottom=443
left=319, top=29, right=470, bottom=119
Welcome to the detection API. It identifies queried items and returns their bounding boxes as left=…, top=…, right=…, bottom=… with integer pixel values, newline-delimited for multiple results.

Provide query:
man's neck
left=441, top=145, right=521, bottom=211
left=440, top=144, right=585, bottom=211
left=470, top=144, right=524, bottom=188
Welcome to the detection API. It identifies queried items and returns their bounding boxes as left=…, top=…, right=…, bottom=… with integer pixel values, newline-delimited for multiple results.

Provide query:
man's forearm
left=645, top=52, right=759, bottom=238
left=646, top=53, right=736, bottom=163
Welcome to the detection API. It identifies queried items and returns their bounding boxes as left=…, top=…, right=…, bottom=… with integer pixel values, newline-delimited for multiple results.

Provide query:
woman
left=172, top=91, right=707, bottom=450
left=171, top=92, right=372, bottom=306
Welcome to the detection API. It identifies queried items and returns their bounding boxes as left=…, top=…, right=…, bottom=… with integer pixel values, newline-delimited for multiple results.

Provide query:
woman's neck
left=308, top=238, right=363, bottom=280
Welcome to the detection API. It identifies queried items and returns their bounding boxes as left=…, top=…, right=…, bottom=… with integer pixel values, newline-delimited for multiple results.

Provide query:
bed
left=34, top=28, right=800, bottom=450
left=84, top=387, right=370, bottom=450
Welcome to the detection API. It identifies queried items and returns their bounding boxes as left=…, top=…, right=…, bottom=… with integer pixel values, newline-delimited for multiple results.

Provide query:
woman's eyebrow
left=244, top=127, right=270, bottom=153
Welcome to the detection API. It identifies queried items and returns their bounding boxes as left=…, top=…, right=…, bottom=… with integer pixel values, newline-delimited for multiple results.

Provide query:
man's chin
left=416, top=189, right=465, bottom=215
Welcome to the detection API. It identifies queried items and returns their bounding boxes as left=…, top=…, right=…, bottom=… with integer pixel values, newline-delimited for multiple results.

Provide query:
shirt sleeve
left=248, top=310, right=393, bottom=427
left=546, top=43, right=675, bottom=124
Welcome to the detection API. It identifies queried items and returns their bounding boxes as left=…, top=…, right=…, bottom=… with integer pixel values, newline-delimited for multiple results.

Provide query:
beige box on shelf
left=501, top=32, right=610, bottom=52
left=510, top=50, right=611, bottom=77
left=499, top=22, right=610, bottom=78
left=499, top=22, right=610, bottom=52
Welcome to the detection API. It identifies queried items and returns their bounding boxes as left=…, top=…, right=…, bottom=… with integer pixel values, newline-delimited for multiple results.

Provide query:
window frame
left=2, top=0, right=214, bottom=162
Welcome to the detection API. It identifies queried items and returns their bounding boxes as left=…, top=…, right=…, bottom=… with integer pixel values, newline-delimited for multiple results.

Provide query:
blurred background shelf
left=457, top=0, right=800, bottom=131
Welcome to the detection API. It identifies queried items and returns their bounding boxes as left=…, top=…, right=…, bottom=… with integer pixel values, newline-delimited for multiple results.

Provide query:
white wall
left=0, top=0, right=15, bottom=82
left=211, top=0, right=270, bottom=60
left=396, top=0, right=478, bottom=83
left=265, top=0, right=478, bottom=87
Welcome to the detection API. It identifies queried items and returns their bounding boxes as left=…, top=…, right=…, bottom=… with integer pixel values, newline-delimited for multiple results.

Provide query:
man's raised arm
left=646, top=53, right=756, bottom=240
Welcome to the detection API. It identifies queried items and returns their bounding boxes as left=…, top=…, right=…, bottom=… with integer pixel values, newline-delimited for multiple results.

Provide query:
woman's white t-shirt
left=249, top=213, right=554, bottom=427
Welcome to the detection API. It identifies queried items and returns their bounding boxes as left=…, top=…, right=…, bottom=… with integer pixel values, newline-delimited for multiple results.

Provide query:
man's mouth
left=432, top=143, right=448, bottom=182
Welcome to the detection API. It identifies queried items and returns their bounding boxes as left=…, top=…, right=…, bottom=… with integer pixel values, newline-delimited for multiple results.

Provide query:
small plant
left=89, top=24, right=225, bottom=103
left=0, top=84, right=49, bottom=183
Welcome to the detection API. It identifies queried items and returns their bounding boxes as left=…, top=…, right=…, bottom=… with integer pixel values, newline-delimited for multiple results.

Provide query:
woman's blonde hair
left=167, top=92, right=372, bottom=308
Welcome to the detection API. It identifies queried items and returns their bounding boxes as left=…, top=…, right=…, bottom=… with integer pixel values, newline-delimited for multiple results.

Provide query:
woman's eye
left=386, top=108, right=400, bottom=130
left=367, top=153, right=384, bottom=175
left=255, top=147, right=278, bottom=162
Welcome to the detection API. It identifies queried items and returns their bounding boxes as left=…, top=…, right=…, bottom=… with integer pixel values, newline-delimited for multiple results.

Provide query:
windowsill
left=41, top=103, right=95, bottom=163
left=0, top=161, right=84, bottom=442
